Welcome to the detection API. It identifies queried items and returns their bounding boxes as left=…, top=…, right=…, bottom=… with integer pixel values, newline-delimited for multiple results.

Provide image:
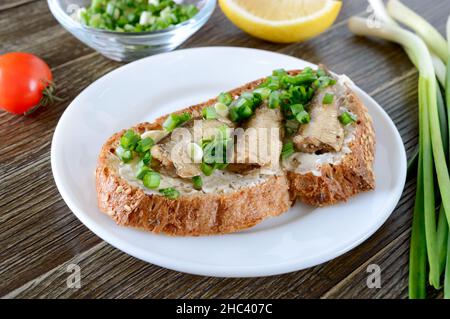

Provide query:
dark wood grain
left=1, top=0, right=448, bottom=299
left=0, top=0, right=38, bottom=11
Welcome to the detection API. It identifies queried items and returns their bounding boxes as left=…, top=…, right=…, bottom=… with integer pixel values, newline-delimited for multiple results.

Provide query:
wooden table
left=1, top=0, right=448, bottom=299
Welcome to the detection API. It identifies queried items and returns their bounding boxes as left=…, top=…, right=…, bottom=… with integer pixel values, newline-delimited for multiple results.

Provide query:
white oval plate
left=51, top=47, right=406, bottom=277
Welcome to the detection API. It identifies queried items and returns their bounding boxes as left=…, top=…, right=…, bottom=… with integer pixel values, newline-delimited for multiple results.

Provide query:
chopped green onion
left=338, top=111, right=356, bottom=125
left=285, top=69, right=317, bottom=86
left=269, top=91, right=280, bottom=109
left=238, top=104, right=253, bottom=119
left=159, top=187, right=180, bottom=199
left=229, top=96, right=254, bottom=121
left=218, top=92, right=233, bottom=106
left=135, top=137, right=154, bottom=153
left=136, top=166, right=151, bottom=180
left=240, top=92, right=254, bottom=101
left=281, top=141, right=295, bottom=159
left=253, top=87, right=271, bottom=100
left=314, top=75, right=336, bottom=89
left=78, top=0, right=199, bottom=32
left=162, top=115, right=178, bottom=132
left=116, top=146, right=133, bottom=163
left=192, top=176, right=203, bottom=190
left=214, top=102, right=229, bottom=117
left=266, top=76, right=281, bottom=90
left=296, top=111, right=311, bottom=124
left=290, top=104, right=304, bottom=115
left=142, top=151, right=152, bottom=165
left=200, top=162, right=215, bottom=176
left=272, top=68, right=287, bottom=77
left=322, top=93, right=334, bottom=105
left=120, top=129, right=140, bottom=150
left=251, top=92, right=263, bottom=107
left=143, top=172, right=160, bottom=189
left=162, top=112, right=191, bottom=132
left=229, top=107, right=240, bottom=122
left=202, top=107, right=218, bottom=120
left=316, top=68, right=327, bottom=77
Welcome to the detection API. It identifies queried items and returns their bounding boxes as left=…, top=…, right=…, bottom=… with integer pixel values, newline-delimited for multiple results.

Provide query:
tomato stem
left=23, top=80, right=62, bottom=115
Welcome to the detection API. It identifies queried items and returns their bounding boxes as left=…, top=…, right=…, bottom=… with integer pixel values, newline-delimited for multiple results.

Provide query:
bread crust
left=286, top=90, right=376, bottom=206
left=96, top=70, right=375, bottom=235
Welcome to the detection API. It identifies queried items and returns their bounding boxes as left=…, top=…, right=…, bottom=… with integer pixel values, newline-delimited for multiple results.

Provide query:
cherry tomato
left=0, top=52, right=54, bottom=114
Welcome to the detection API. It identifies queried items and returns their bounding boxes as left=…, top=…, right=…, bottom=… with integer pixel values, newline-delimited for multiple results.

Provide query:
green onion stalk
left=364, top=0, right=450, bottom=295
left=349, top=7, right=450, bottom=296
left=445, top=15, right=450, bottom=300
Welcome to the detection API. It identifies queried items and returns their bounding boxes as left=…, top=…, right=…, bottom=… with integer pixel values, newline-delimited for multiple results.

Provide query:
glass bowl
left=47, top=0, right=216, bottom=61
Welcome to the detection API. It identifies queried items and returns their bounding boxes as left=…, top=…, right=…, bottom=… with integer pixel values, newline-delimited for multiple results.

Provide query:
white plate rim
left=51, top=47, right=407, bottom=277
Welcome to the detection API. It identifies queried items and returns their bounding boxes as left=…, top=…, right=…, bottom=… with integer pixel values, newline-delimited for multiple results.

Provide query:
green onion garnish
left=192, top=176, right=203, bottom=190
left=214, top=102, right=229, bottom=117
left=240, top=92, right=254, bottom=101
left=135, top=137, right=154, bottom=154
left=253, top=87, right=271, bottom=100
left=200, top=162, right=215, bottom=176
left=202, top=107, right=218, bottom=120
left=338, top=111, right=356, bottom=125
left=296, top=111, right=311, bottom=124
left=142, top=151, right=152, bottom=165
left=136, top=166, right=151, bottom=180
left=238, top=104, right=253, bottom=119
left=143, top=172, right=160, bottom=189
left=115, top=146, right=133, bottom=163
left=159, top=187, right=180, bottom=200
left=120, top=129, right=140, bottom=150
left=322, top=93, right=335, bottom=105
left=78, top=0, right=199, bottom=32
left=267, top=76, right=281, bottom=90
left=218, top=92, right=233, bottom=106
left=272, top=69, right=287, bottom=77
left=281, top=141, right=295, bottom=159
left=229, top=107, right=240, bottom=122
left=316, top=68, right=326, bottom=77
left=162, top=112, right=191, bottom=132
left=269, top=91, right=280, bottom=109
left=290, top=104, right=304, bottom=115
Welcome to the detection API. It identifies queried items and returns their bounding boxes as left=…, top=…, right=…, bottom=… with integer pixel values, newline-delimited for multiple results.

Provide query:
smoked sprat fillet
left=96, top=70, right=375, bottom=236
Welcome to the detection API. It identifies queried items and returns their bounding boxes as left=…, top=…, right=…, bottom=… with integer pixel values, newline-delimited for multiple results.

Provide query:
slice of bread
left=96, top=85, right=292, bottom=236
left=285, top=89, right=375, bottom=206
left=96, top=70, right=375, bottom=235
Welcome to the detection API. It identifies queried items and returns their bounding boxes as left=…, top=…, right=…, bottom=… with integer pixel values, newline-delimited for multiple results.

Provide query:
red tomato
left=0, top=52, right=53, bottom=114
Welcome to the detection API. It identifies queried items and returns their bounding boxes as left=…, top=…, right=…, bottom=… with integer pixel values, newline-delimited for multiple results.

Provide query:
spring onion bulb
left=367, top=0, right=417, bottom=68
left=432, top=54, right=447, bottom=87
left=387, top=0, right=449, bottom=62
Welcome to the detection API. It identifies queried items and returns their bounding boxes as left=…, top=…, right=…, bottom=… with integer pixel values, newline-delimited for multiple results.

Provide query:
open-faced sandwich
left=96, top=67, right=375, bottom=236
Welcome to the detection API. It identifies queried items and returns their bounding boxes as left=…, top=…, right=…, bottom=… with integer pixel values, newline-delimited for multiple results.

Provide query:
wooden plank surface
left=1, top=0, right=449, bottom=299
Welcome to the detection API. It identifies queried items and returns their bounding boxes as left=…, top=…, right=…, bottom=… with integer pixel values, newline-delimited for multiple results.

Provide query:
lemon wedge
left=218, top=0, right=342, bottom=43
